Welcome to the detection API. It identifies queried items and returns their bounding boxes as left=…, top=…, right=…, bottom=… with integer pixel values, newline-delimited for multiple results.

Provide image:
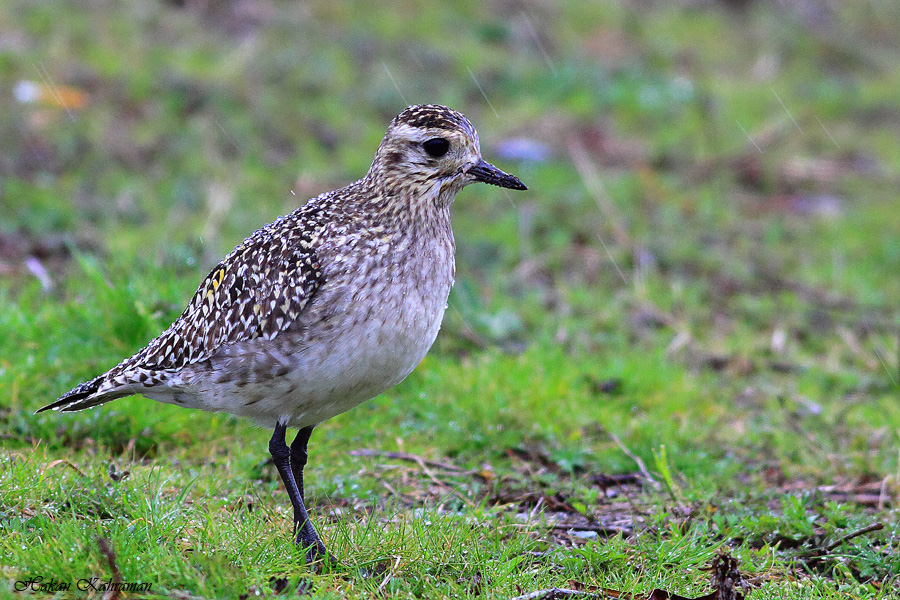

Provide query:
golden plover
left=39, top=104, right=527, bottom=563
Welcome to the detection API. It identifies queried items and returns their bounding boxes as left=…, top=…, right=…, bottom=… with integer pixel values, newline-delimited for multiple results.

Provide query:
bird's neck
left=358, top=173, right=455, bottom=225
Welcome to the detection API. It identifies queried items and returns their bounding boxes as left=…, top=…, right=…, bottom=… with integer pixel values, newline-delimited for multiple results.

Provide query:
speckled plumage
left=40, top=104, right=526, bottom=562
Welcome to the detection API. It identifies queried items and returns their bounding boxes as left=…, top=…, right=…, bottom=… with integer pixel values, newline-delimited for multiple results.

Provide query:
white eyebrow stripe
left=390, top=123, right=430, bottom=142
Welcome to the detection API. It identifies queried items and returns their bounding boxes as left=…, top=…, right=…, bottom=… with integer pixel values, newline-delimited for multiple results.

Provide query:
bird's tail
left=36, top=374, right=131, bottom=414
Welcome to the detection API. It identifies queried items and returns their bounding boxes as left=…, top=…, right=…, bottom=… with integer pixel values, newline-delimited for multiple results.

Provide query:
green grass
left=2, top=1, right=900, bottom=598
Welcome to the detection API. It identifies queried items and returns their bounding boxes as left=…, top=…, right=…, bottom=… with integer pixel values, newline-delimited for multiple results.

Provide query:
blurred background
left=2, top=0, right=900, bottom=592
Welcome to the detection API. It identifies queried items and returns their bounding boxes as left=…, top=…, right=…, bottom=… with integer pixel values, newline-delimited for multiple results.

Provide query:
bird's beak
left=467, top=159, right=527, bottom=190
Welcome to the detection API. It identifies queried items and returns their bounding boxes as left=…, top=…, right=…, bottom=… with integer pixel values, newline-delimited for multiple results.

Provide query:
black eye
left=422, top=137, right=450, bottom=158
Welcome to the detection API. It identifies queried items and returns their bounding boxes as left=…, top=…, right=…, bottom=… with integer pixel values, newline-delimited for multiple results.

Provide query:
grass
left=2, top=1, right=900, bottom=598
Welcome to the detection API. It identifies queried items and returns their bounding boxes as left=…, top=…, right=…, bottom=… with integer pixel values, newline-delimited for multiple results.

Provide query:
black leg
left=269, top=421, right=328, bottom=563
left=291, top=426, right=314, bottom=503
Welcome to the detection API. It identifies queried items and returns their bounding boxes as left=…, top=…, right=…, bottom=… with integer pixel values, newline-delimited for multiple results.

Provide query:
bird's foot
left=293, top=519, right=340, bottom=569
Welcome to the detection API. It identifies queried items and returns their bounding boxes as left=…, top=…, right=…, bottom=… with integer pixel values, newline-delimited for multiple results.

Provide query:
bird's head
left=369, top=104, right=526, bottom=205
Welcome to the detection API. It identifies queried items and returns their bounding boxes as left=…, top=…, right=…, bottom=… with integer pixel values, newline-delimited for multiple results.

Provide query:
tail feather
left=36, top=374, right=130, bottom=414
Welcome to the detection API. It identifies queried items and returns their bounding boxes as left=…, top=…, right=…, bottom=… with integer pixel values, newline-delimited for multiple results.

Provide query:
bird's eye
left=422, top=137, right=450, bottom=158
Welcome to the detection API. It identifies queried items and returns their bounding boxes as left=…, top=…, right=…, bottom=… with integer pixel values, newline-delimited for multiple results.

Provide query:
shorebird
left=39, top=104, right=527, bottom=563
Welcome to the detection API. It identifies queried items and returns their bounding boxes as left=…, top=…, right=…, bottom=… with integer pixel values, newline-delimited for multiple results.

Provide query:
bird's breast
left=276, top=223, right=455, bottom=425
left=317, top=225, right=455, bottom=375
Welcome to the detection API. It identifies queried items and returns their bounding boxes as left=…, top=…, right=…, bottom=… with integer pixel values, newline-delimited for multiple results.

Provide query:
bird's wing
left=38, top=210, right=324, bottom=412
left=137, top=212, right=324, bottom=371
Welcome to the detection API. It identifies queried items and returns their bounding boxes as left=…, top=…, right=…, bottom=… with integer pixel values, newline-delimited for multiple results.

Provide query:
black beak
left=467, top=159, right=527, bottom=190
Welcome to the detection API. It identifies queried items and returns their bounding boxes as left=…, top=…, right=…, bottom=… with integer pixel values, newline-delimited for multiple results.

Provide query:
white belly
left=277, top=284, right=449, bottom=427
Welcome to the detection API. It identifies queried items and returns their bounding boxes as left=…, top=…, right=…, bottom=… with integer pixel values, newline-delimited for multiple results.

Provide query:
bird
left=38, top=104, right=527, bottom=564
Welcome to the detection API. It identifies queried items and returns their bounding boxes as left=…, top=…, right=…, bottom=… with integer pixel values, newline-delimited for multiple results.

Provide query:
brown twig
left=380, top=481, right=413, bottom=506
left=823, top=522, right=884, bottom=554
left=413, top=455, right=475, bottom=508
left=608, top=432, right=660, bottom=490
left=354, top=448, right=474, bottom=507
left=97, top=537, right=123, bottom=600
left=376, top=555, right=403, bottom=593
left=349, top=449, right=464, bottom=472
left=509, top=588, right=600, bottom=600
left=806, top=522, right=884, bottom=557
left=42, top=459, right=88, bottom=478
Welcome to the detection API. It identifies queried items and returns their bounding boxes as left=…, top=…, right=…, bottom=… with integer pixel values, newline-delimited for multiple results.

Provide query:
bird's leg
left=269, top=421, right=328, bottom=563
left=290, top=426, right=314, bottom=503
